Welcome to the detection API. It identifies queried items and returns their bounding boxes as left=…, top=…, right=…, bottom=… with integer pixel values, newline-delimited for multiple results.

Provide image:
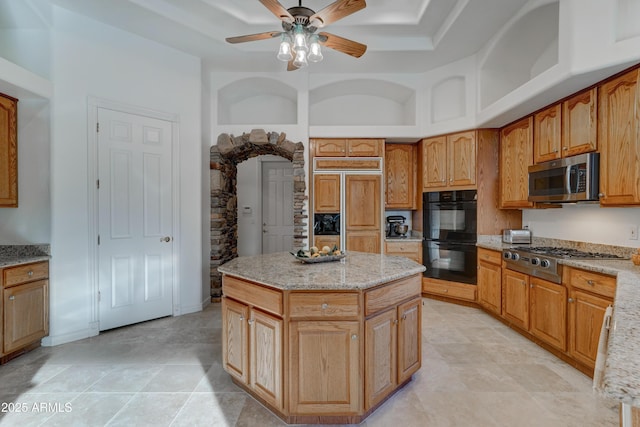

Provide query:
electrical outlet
left=630, top=226, right=638, bottom=240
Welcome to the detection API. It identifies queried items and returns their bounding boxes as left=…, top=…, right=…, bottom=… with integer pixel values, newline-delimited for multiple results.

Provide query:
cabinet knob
left=402, top=314, right=407, bottom=320
left=28, top=271, right=34, bottom=277
left=568, top=298, right=574, bottom=303
left=9, top=295, right=15, bottom=301
left=443, top=289, right=448, bottom=293
left=321, top=303, right=328, bottom=310
left=587, top=280, right=594, bottom=286
left=530, top=284, right=534, bottom=288
left=239, top=315, right=244, bottom=321
left=563, top=147, right=568, bottom=151
left=393, top=319, right=399, bottom=325
left=351, top=334, right=358, bottom=340
left=248, top=319, right=254, bottom=325
left=598, top=193, right=605, bottom=198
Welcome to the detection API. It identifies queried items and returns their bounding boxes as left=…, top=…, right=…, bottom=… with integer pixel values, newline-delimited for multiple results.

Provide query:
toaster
left=502, top=229, right=532, bottom=244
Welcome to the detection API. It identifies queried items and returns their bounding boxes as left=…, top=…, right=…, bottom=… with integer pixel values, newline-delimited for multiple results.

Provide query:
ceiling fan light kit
left=226, top=0, right=367, bottom=71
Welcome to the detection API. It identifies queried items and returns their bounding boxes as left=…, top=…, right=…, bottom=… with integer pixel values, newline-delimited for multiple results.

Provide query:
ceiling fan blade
left=259, top=0, right=294, bottom=23
left=309, top=0, right=366, bottom=28
left=225, top=31, right=282, bottom=44
left=287, top=60, right=299, bottom=71
left=318, top=32, right=367, bottom=58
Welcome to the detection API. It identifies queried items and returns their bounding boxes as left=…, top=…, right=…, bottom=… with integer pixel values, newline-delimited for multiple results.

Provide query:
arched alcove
left=217, top=78, right=298, bottom=125
left=209, top=129, right=307, bottom=299
left=431, top=76, right=466, bottom=123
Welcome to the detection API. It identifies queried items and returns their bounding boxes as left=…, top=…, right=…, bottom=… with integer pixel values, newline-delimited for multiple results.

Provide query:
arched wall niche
left=217, top=77, right=298, bottom=125
left=309, top=79, right=416, bottom=126
left=431, top=76, right=466, bottom=123
left=209, top=129, right=307, bottom=299
left=480, top=1, right=560, bottom=109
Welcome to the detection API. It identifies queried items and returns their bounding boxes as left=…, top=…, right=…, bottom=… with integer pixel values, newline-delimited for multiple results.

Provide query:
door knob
left=160, top=236, right=171, bottom=242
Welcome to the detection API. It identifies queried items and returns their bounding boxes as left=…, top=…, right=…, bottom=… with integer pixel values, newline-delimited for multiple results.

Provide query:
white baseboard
left=41, top=326, right=99, bottom=347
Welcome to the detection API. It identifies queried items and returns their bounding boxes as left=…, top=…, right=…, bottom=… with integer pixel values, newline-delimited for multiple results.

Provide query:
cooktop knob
left=531, top=257, right=540, bottom=266
left=540, top=259, right=551, bottom=268
left=511, top=253, right=520, bottom=261
left=504, top=251, right=512, bottom=259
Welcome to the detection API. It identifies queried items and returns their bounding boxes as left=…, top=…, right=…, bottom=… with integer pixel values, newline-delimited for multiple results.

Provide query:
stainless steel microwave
left=528, top=153, right=600, bottom=202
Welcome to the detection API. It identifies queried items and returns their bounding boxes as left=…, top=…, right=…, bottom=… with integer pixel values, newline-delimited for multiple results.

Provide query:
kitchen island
left=218, top=251, right=426, bottom=424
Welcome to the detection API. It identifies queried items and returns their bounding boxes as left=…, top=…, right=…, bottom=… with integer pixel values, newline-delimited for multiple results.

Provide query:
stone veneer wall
left=209, top=129, right=307, bottom=300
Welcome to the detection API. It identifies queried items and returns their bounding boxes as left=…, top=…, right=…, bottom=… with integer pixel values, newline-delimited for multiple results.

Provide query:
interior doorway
left=261, top=159, right=294, bottom=254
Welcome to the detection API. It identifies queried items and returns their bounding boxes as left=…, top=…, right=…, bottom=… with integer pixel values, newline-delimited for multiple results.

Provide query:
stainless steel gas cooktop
left=502, top=246, right=626, bottom=283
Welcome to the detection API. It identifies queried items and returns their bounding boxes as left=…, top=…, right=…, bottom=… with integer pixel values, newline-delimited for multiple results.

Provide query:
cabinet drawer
left=422, top=278, right=476, bottom=301
left=223, top=276, right=283, bottom=316
left=289, top=292, right=359, bottom=319
left=384, top=241, right=420, bottom=254
left=365, top=275, right=421, bottom=316
left=3, top=262, right=49, bottom=287
left=565, top=267, right=616, bottom=299
left=478, top=248, right=502, bottom=265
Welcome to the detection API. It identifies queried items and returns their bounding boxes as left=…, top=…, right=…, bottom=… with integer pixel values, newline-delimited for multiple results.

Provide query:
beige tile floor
left=0, top=298, right=619, bottom=426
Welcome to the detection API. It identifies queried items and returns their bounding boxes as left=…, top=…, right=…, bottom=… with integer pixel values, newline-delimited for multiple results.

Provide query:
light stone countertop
left=0, top=244, right=51, bottom=268
left=476, top=235, right=640, bottom=405
left=218, top=251, right=426, bottom=291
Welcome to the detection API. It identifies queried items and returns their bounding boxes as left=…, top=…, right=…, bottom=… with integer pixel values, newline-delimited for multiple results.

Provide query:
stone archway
left=209, top=129, right=307, bottom=300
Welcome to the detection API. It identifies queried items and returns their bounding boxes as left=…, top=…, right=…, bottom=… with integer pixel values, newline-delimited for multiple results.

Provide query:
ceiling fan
left=226, top=0, right=367, bottom=71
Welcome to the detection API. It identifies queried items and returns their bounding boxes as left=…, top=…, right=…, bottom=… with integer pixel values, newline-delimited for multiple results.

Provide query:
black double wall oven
left=422, top=190, right=477, bottom=285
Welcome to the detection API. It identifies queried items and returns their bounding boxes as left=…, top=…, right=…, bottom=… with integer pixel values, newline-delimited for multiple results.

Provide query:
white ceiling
left=4, top=0, right=532, bottom=74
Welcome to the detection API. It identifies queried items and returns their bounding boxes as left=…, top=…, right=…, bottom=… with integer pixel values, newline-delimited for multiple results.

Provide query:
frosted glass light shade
left=293, top=49, right=308, bottom=68
left=308, top=35, right=323, bottom=62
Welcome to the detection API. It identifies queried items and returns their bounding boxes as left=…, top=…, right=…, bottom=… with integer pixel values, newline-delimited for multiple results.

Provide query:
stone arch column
left=209, top=129, right=308, bottom=300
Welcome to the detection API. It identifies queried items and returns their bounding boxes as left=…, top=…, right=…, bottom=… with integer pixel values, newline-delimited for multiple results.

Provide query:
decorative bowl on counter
left=290, top=246, right=345, bottom=264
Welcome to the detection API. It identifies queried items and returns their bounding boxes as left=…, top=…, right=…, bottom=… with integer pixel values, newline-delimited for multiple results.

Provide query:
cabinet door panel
left=314, top=139, right=347, bottom=157
left=289, top=321, right=360, bottom=414
left=598, top=69, right=640, bottom=205
left=500, top=117, right=534, bottom=208
left=478, top=260, right=502, bottom=316
left=397, top=298, right=421, bottom=384
left=385, top=144, right=416, bottom=209
left=0, top=94, right=18, bottom=207
left=502, top=269, right=529, bottom=330
left=3, top=280, right=48, bottom=354
left=222, top=297, right=249, bottom=384
left=346, top=231, right=381, bottom=254
left=365, top=309, right=396, bottom=409
left=314, top=174, right=341, bottom=213
left=534, top=104, right=562, bottom=163
left=345, top=175, right=381, bottom=230
left=568, top=289, right=611, bottom=369
left=347, top=139, right=382, bottom=157
left=422, top=137, right=447, bottom=189
left=530, top=277, right=566, bottom=351
left=448, top=131, right=476, bottom=187
left=250, top=309, right=283, bottom=410
left=563, top=88, right=597, bottom=156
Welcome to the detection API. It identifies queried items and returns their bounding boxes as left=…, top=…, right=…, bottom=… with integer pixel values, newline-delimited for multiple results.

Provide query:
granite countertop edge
left=0, top=255, right=51, bottom=268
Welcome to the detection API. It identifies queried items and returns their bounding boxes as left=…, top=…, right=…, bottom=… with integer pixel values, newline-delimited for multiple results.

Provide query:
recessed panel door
left=262, top=161, right=294, bottom=254
left=97, top=108, right=173, bottom=331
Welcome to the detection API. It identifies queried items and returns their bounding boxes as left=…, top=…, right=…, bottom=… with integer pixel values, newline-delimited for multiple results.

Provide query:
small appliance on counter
left=386, top=215, right=408, bottom=238
left=502, top=229, right=532, bottom=244
left=314, top=213, right=340, bottom=235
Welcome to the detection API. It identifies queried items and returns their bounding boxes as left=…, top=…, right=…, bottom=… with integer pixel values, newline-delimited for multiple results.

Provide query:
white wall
left=0, top=103, right=50, bottom=244
left=523, top=205, right=640, bottom=247
left=45, top=6, right=203, bottom=346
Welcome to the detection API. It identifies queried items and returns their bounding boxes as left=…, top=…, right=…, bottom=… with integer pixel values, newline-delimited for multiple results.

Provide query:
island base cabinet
left=222, top=297, right=283, bottom=411
left=3, top=280, right=48, bottom=354
left=289, top=320, right=361, bottom=415
left=365, top=297, right=421, bottom=410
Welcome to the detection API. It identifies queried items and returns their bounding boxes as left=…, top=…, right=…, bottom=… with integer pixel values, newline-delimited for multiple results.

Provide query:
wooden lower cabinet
left=221, top=273, right=422, bottom=424
left=384, top=240, right=421, bottom=263
left=422, top=277, right=476, bottom=302
left=502, top=268, right=529, bottom=330
left=530, top=277, right=566, bottom=351
left=289, top=320, right=361, bottom=415
left=568, top=288, right=611, bottom=369
left=1, top=261, right=50, bottom=362
left=477, top=249, right=502, bottom=315
left=346, top=231, right=381, bottom=254
left=314, top=235, right=340, bottom=251
left=222, top=297, right=283, bottom=410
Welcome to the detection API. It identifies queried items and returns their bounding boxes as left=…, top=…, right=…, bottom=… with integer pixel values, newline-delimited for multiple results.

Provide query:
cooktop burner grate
left=517, top=246, right=626, bottom=259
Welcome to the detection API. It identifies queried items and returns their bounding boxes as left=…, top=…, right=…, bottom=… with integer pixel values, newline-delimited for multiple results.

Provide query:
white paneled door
left=261, top=161, right=294, bottom=254
left=97, top=108, right=173, bottom=331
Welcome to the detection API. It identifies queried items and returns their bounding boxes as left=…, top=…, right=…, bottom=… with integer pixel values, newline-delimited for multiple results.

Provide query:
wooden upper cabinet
left=0, top=94, right=18, bottom=208
left=448, top=131, right=476, bottom=187
left=421, top=131, right=476, bottom=191
left=345, top=175, right=381, bottom=231
left=313, top=138, right=347, bottom=157
left=534, top=103, right=562, bottom=163
left=500, top=117, right=534, bottom=208
left=312, top=138, right=382, bottom=158
left=384, top=143, right=416, bottom=209
left=421, top=136, right=447, bottom=189
left=563, top=88, right=597, bottom=157
left=598, top=69, right=640, bottom=206
left=313, top=174, right=341, bottom=213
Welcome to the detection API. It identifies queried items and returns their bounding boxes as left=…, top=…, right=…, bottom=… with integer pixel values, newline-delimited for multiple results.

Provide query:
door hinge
left=97, top=235, right=100, bottom=245
left=98, top=291, right=101, bottom=302
left=96, top=122, right=100, bottom=133
left=96, top=179, right=100, bottom=189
